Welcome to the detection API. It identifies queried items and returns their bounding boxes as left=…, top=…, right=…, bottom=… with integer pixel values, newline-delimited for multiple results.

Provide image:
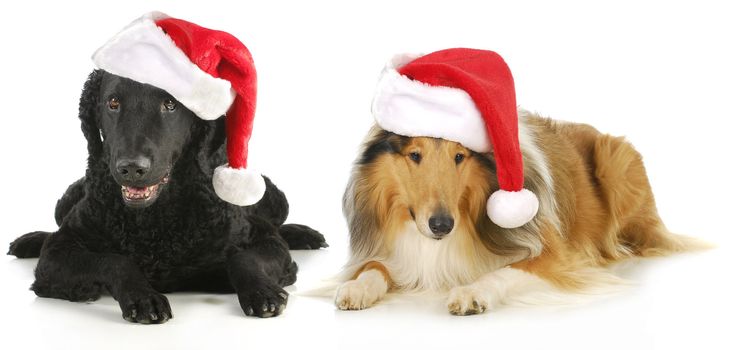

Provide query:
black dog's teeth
left=121, top=185, right=158, bottom=200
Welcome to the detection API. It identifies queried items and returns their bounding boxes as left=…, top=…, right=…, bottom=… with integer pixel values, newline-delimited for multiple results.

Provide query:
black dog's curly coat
left=8, top=70, right=327, bottom=323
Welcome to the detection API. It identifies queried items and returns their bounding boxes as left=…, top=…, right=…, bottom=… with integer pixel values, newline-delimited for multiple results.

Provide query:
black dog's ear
left=195, top=117, right=227, bottom=172
left=79, top=70, right=105, bottom=161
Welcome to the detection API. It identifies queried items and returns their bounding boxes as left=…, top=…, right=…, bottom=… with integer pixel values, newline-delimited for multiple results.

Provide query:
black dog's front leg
left=227, top=215, right=297, bottom=318
left=33, top=229, right=172, bottom=324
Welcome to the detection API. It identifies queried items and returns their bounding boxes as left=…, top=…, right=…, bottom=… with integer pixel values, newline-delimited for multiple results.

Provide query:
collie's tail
left=636, top=230, right=714, bottom=257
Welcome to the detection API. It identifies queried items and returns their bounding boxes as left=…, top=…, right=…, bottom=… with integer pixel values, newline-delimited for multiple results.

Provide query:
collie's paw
left=447, top=286, right=490, bottom=316
left=119, top=289, right=172, bottom=324
left=237, top=281, right=289, bottom=318
left=335, top=280, right=379, bottom=310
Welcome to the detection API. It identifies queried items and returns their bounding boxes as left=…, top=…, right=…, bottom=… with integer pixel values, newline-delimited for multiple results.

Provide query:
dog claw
left=237, top=282, right=288, bottom=318
left=279, top=224, right=327, bottom=250
left=446, top=286, right=490, bottom=316
left=118, top=290, right=172, bottom=324
left=473, top=301, right=486, bottom=313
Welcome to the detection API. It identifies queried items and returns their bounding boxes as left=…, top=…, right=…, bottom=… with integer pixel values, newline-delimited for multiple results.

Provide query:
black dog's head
left=80, top=70, right=224, bottom=208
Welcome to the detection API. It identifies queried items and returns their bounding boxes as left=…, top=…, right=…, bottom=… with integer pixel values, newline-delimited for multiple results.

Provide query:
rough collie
left=336, top=111, right=700, bottom=315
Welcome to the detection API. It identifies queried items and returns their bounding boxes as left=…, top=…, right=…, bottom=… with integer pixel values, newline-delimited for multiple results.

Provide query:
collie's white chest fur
left=382, top=223, right=517, bottom=292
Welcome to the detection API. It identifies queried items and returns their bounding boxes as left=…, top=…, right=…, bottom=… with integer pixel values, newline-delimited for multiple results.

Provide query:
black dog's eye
left=408, top=151, right=421, bottom=163
left=163, top=99, right=176, bottom=111
left=108, top=97, right=120, bottom=110
left=455, top=153, right=465, bottom=164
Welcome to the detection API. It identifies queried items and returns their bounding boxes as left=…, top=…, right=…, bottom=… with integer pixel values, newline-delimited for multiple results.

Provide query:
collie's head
left=364, top=130, right=493, bottom=240
left=344, top=122, right=553, bottom=263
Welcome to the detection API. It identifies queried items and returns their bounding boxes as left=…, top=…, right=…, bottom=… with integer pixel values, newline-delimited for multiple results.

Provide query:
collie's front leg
left=335, top=261, right=391, bottom=310
left=447, top=267, right=545, bottom=316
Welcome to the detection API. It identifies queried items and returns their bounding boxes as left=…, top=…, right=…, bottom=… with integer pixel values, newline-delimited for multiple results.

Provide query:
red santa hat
left=92, top=12, right=265, bottom=206
left=372, top=48, right=539, bottom=228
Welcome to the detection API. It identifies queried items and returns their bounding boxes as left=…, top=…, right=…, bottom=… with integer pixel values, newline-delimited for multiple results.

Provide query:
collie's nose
left=428, top=214, right=454, bottom=237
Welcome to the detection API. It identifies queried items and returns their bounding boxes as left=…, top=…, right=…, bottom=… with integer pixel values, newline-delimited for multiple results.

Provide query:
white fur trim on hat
left=92, top=12, right=235, bottom=120
left=486, top=189, right=539, bottom=229
left=371, top=54, right=491, bottom=153
left=213, top=165, right=266, bottom=206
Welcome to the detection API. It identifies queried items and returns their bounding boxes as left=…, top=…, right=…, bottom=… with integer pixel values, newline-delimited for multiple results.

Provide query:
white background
left=1, top=1, right=730, bottom=349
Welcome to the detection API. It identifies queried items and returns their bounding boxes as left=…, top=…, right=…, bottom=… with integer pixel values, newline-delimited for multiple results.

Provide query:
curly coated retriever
left=8, top=70, right=327, bottom=323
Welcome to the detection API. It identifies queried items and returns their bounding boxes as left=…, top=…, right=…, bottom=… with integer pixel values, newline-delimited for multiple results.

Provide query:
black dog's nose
left=116, top=157, right=151, bottom=181
left=428, top=214, right=454, bottom=237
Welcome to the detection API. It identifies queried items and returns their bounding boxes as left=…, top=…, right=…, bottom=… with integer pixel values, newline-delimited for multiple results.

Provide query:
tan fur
left=354, top=261, right=393, bottom=288
left=510, top=116, right=696, bottom=290
left=341, top=112, right=703, bottom=304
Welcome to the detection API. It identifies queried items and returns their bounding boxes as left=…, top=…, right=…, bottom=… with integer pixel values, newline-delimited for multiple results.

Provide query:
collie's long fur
left=336, top=110, right=703, bottom=314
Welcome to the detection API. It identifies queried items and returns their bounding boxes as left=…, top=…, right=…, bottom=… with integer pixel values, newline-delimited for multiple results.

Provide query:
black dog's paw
left=31, top=280, right=103, bottom=303
left=237, top=281, right=288, bottom=318
left=8, top=231, right=50, bottom=258
left=66, top=284, right=104, bottom=302
left=279, top=224, right=328, bottom=250
left=118, top=289, right=172, bottom=324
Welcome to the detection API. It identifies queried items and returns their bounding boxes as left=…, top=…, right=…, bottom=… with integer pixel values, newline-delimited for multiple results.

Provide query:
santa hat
left=372, top=48, right=539, bottom=228
left=92, top=12, right=265, bottom=206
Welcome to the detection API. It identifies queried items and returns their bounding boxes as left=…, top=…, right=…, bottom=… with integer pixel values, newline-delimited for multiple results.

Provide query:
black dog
left=8, top=70, right=327, bottom=323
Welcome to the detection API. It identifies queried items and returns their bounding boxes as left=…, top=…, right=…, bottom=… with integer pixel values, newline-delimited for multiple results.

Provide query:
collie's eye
left=455, top=153, right=465, bottom=164
left=408, top=152, right=421, bottom=163
left=108, top=97, right=120, bottom=110
left=163, top=99, right=177, bottom=111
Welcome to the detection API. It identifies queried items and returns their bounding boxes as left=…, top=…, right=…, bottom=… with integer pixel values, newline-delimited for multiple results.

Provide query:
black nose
left=116, top=157, right=151, bottom=181
left=428, top=214, right=454, bottom=236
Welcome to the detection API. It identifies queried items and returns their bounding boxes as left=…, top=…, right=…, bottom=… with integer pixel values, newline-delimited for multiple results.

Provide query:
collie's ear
left=358, top=129, right=409, bottom=165
left=79, top=70, right=104, bottom=161
left=343, top=172, right=381, bottom=259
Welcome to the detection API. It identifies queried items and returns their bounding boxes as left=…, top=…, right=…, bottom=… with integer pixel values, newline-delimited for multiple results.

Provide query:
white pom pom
left=486, top=189, right=539, bottom=229
left=212, top=165, right=266, bottom=206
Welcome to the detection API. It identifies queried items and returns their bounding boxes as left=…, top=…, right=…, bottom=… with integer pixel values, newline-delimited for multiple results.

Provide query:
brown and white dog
left=335, top=110, right=700, bottom=315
